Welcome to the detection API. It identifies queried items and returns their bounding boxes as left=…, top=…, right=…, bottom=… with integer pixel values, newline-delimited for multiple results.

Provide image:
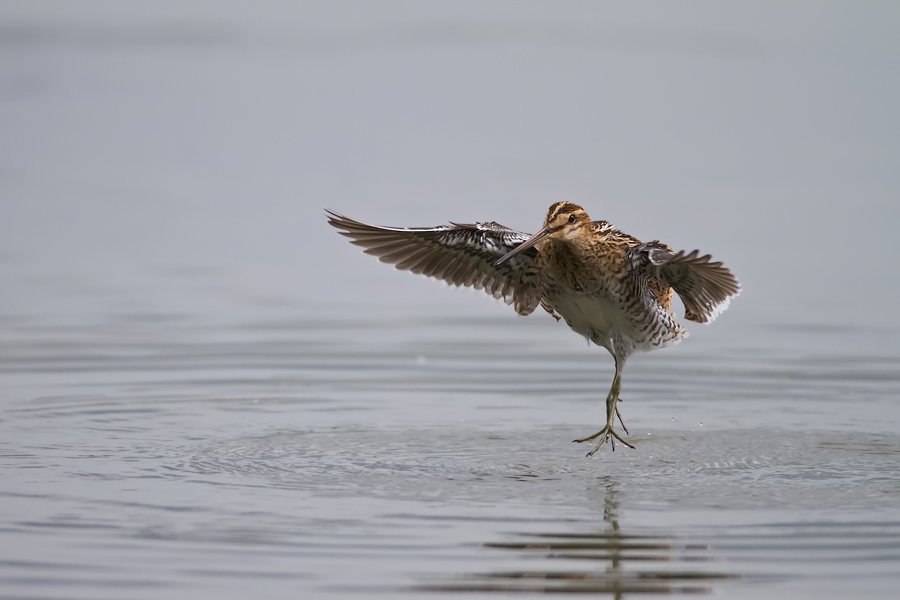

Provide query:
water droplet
left=416, top=355, right=427, bottom=365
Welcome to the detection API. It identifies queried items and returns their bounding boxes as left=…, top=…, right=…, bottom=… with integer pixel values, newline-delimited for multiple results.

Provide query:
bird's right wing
left=326, top=210, right=542, bottom=315
left=628, top=242, right=740, bottom=324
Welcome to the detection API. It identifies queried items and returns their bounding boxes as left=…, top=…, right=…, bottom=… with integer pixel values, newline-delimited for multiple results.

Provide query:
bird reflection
left=416, top=477, right=737, bottom=596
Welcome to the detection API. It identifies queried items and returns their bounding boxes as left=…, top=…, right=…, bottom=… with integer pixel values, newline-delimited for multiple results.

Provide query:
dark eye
left=568, top=215, right=576, bottom=223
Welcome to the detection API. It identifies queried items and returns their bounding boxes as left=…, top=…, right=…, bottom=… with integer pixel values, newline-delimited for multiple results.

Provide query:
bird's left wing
left=627, top=242, right=740, bottom=324
left=326, top=210, right=542, bottom=315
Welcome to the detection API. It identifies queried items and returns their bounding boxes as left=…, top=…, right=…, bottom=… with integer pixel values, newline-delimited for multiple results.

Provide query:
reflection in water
left=418, top=478, right=738, bottom=595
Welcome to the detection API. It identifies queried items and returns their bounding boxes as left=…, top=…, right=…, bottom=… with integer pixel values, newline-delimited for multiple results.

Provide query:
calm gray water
left=3, top=313, right=900, bottom=599
left=2, top=2, right=900, bottom=599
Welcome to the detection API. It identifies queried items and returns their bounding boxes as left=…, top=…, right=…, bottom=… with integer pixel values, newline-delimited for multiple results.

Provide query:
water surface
left=3, top=312, right=900, bottom=598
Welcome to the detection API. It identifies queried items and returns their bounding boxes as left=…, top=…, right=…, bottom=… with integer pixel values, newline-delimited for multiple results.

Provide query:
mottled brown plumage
left=326, top=202, right=739, bottom=456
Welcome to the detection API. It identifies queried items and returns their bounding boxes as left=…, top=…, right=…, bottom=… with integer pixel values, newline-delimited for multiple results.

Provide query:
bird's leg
left=573, top=357, right=634, bottom=455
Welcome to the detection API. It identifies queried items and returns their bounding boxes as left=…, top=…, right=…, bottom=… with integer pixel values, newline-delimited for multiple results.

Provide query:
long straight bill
left=493, top=228, right=550, bottom=267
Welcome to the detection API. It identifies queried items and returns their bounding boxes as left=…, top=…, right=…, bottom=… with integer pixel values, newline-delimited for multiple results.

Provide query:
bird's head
left=493, top=202, right=591, bottom=267
left=542, top=202, right=591, bottom=241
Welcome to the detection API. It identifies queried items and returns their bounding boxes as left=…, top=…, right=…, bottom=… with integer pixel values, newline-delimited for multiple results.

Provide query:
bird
left=326, top=202, right=739, bottom=456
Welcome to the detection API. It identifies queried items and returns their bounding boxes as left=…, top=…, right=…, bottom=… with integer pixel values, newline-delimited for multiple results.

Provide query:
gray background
left=3, top=1, right=898, bottom=327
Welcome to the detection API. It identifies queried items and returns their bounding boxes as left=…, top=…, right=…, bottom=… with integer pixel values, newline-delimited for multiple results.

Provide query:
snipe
left=327, top=202, right=739, bottom=456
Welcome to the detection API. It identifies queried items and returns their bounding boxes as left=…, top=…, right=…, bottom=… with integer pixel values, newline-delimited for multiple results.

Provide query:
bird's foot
left=573, top=426, right=634, bottom=456
left=615, top=405, right=628, bottom=435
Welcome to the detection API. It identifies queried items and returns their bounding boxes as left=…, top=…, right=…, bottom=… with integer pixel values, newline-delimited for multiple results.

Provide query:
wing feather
left=326, top=210, right=542, bottom=315
left=628, top=242, right=740, bottom=324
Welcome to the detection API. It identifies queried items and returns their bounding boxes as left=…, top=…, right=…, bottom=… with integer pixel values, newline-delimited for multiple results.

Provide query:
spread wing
left=326, top=210, right=542, bottom=315
left=628, top=242, right=740, bottom=324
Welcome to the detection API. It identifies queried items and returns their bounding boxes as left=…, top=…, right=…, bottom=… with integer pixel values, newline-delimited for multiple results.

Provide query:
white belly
left=551, top=293, right=685, bottom=353
left=552, top=294, right=622, bottom=346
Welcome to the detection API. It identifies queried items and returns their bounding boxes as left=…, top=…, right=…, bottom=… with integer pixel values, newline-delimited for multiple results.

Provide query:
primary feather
left=326, top=211, right=542, bottom=315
